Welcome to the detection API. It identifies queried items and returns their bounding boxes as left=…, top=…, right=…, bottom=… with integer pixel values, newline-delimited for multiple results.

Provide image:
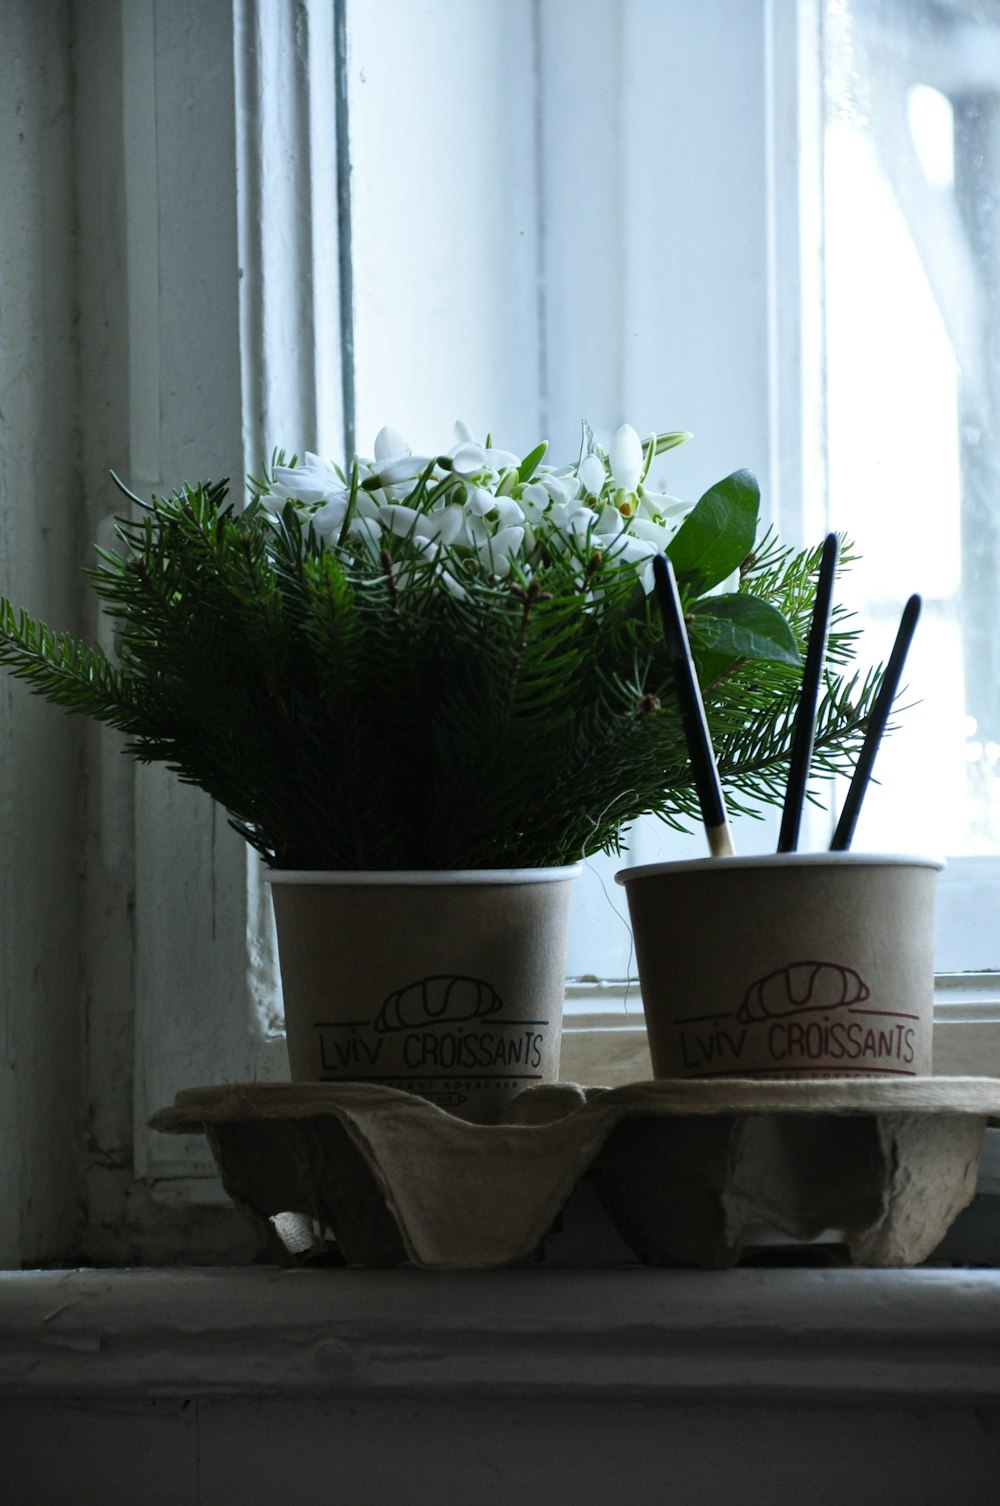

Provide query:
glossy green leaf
left=518, top=441, right=548, bottom=483
left=667, top=469, right=759, bottom=595
left=687, top=592, right=801, bottom=668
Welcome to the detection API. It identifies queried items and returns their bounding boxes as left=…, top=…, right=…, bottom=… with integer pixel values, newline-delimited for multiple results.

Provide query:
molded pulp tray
left=149, top=1078, right=1000, bottom=1270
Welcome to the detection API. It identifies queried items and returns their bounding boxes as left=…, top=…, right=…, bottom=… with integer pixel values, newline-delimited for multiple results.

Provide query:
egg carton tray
left=149, top=1077, right=1000, bottom=1270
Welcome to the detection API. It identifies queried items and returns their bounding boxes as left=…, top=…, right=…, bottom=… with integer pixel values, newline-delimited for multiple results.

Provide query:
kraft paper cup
left=266, top=867, right=580, bottom=1124
left=615, top=853, right=942, bottom=1080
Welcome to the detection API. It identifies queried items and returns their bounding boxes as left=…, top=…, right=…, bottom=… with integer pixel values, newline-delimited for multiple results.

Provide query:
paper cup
left=615, top=853, right=942, bottom=1080
left=266, top=867, right=580, bottom=1123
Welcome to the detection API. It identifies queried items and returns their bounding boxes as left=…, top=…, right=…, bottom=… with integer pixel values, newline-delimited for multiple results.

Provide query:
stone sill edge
left=2, top=1267, right=1000, bottom=1404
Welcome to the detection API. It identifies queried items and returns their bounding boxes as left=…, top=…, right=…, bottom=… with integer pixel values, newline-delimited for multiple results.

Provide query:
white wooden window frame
left=3, top=0, right=994, bottom=1256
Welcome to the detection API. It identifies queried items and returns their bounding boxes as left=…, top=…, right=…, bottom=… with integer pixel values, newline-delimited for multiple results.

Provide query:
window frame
left=3, top=0, right=998, bottom=1261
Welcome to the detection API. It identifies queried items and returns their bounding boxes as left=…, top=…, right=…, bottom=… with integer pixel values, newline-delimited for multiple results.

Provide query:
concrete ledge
left=2, top=1267, right=1000, bottom=1404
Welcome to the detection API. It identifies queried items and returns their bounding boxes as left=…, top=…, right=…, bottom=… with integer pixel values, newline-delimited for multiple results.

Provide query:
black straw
left=830, top=593, right=922, bottom=851
left=777, top=533, right=839, bottom=853
left=652, top=554, right=735, bottom=858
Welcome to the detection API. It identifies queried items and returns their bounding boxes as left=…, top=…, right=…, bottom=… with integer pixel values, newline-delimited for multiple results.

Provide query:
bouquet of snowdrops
left=0, top=420, right=879, bottom=869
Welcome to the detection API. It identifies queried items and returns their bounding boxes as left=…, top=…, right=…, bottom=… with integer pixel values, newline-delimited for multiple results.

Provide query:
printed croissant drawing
left=737, top=961, right=871, bottom=1024
left=374, top=974, right=503, bottom=1033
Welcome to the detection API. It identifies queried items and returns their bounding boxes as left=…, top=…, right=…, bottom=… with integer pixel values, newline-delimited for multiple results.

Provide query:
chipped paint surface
left=0, top=0, right=84, bottom=1268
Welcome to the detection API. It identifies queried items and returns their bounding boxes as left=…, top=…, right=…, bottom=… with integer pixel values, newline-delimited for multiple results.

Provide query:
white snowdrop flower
left=448, top=442, right=488, bottom=477
left=464, top=512, right=491, bottom=547
left=607, top=534, right=657, bottom=567
left=567, top=505, right=599, bottom=536
left=493, top=497, right=525, bottom=528
left=594, top=505, right=626, bottom=539
left=478, top=525, right=525, bottom=578
left=346, top=514, right=382, bottom=550
left=484, top=447, right=521, bottom=471
left=354, top=491, right=381, bottom=520
left=378, top=503, right=426, bottom=538
left=518, top=483, right=550, bottom=522
left=371, top=455, right=433, bottom=487
left=258, top=491, right=288, bottom=517
left=609, top=424, right=644, bottom=494
left=638, top=490, right=691, bottom=521
left=311, top=496, right=350, bottom=537
left=629, top=516, right=675, bottom=551
left=439, top=568, right=469, bottom=601
left=421, top=503, right=467, bottom=547
left=373, top=426, right=410, bottom=462
left=578, top=452, right=606, bottom=497
left=465, top=485, right=497, bottom=518
left=270, top=452, right=344, bottom=507
left=539, top=472, right=578, bottom=504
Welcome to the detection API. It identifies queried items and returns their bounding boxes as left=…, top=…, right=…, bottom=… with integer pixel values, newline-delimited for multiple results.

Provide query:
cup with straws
left=616, top=544, right=941, bottom=1081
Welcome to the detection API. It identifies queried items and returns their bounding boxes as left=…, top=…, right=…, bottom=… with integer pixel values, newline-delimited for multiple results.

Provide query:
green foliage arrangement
left=0, top=422, right=881, bottom=870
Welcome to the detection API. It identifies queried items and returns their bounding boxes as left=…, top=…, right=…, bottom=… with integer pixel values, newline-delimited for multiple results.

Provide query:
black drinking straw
left=652, top=554, right=735, bottom=858
left=830, top=593, right=922, bottom=851
left=777, top=533, right=840, bottom=853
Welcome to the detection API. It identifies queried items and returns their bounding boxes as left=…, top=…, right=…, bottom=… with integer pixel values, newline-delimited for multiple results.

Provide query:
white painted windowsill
left=3, top=1266, right=1000, bottom=1404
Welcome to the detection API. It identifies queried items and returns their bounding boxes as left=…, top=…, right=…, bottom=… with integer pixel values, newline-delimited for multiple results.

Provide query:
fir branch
left=0, top=600, right=141, bottom=731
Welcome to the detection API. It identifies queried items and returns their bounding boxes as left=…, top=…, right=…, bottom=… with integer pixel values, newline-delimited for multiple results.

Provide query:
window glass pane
left=823, top=0, right=1000, bottom=969
left=824, top=0, right=1000, bottom=860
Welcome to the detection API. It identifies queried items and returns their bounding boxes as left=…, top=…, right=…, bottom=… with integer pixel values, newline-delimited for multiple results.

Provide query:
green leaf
left=687, top=592, right=801, bottom=668
left=652, top=429, right=693, bottom=455
left=640, top=433, right=657, bottom=483
left=667, top=469, right=759, bottom=595
left=518, top=441, right=548, bottom=483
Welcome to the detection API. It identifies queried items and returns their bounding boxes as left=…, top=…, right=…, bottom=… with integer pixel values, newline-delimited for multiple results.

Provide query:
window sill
left=3, top=1266, right=1000, bottom=1404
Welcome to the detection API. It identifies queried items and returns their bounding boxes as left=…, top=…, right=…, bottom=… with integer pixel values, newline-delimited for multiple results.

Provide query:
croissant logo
left=373, top=974, right=503, bottom=1034
left=736, top=960, right=870, bottom=1024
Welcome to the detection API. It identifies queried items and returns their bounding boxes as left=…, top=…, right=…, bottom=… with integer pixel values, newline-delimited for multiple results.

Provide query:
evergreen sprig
left=0, top=457, right=888, bottom=869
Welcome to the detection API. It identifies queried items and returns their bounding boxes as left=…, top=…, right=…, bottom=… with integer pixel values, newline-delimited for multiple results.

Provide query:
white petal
left=568, top=505, right=598, bottom=536
left=493, top=497, right=525, bottom=527
left=629, top=516, right=673, bottom=549
left=270, top=455, right=344, bottom=506
left=466, top=484, right=497, bottom=517
left=465, top=513, right=491, bottom=546
left=594, top=505, right=626, bottom=538
left=422, top=503, right=467, bottom=546
left=311, top=498, right=349, bottom=536
left=518, top=483, right=549, bottom=522
left=439, top=568, right=469, bottom=601
left=449, top=441, right=488, bottom=476
left=378, top=503, right=427, bottom=538
left=374, top=426, right=410, bottom=462
left=609, top=535, right=657, bottom=565
left=479, top=525, right=525, bottom=576
left=373, top=455, right=433, bottom=486
left=453, top=419, right=477, bottom=444
left=541, top=473, right=578, bottom=504
left=609, top=423, right=643, bottom=493
left=578, top=453, right=605, bottom=496
left=347, top=515, right=382, bottom=548
left=484, top=447, right=520, bottom=470
left=493, top=525, right=525, bottom=557
left=639, top=490, right=691, bottom=520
